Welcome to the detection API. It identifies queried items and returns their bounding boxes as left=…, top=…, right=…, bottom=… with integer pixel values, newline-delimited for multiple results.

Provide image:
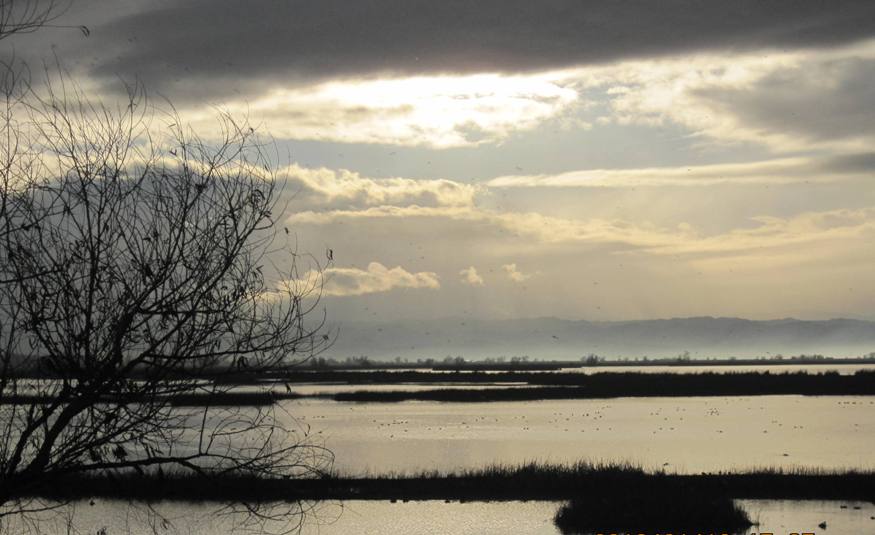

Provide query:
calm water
left=285, top=396, right=875, bottom=474
left=15, top=499, right=874, bottom=534
left=6, top=386, right=875, bottom=533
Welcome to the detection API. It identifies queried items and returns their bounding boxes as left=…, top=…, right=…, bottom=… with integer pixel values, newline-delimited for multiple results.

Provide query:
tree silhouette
left=0, top=71, right=333, bottom=525
left=0, top=1, right=69, bottom=41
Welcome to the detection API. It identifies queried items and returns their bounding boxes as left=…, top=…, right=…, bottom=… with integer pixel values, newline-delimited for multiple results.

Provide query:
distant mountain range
left=323, top=316, right=875, bottom=361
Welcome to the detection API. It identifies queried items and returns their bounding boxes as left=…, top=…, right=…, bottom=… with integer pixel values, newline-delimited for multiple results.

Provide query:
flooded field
left=3, top=392, right=873, bottom=533
left=20, top=498, right=874, bottom=535
left=5, top=379, right=874, bottom=533
left=306, top=499, right=875, bottom=535
left=286, top=396, right=875, bottom=474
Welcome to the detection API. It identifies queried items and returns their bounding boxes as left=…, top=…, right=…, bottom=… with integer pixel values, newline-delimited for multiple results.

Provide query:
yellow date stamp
left=594, top=532, right=816, bottom=535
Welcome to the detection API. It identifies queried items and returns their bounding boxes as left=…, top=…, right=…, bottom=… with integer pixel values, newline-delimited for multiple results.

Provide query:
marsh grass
left=327, top=370, right=875, bottom=401
left=16, top=462, right=875, bottom=503
left=553, top=491, right=753, bottom=535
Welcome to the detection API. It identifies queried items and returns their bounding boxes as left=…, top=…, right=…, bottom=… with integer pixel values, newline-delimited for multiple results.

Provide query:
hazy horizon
left=322, top=316, right=875, bottom=361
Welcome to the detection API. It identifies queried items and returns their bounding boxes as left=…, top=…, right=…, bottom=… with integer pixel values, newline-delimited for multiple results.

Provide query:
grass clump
left=554, top=491, right=753, bottom=535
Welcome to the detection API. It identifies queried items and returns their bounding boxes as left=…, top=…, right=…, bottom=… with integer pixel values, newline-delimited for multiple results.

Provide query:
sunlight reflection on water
left=24, top=499, right=875, bottom=535
left=284, top=395, right=875, bottom=474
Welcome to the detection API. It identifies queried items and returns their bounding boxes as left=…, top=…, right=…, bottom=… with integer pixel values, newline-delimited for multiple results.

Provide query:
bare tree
left=0, top=1, right=77, bottom=41
left=0, top=71, right=333, bottom=525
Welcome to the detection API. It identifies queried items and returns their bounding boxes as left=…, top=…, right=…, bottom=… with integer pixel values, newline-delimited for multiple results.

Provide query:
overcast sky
left=12, top=1, right=875, bottom=322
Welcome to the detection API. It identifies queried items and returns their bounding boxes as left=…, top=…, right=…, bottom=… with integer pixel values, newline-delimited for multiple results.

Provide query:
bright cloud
left=487, top=156, right=872, bottom=188
left=502, top=263, right=532, bottom=283
left=646, top=207, right=875, bottom=258
left=287, top=202, right=875, bottom=261
left=314, top=262, right=440, bottom=297
left=281, top=164, right=479, bottom=209
left=459, top=266, right=485, bottom=286
left=287, top=204, right=692, bottom=249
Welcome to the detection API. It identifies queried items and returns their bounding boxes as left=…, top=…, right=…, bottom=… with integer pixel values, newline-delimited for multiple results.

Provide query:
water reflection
left=284, top=396, right=875, bottom=474
left=9, top=499, right=873, bottom=534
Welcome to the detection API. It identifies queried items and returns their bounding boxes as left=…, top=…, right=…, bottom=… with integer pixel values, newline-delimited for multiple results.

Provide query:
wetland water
left=34, top=499, right=875, bottom=535
left=6, top=385, right=874, bottom=533
left=286, top=395, right=875, bottom=474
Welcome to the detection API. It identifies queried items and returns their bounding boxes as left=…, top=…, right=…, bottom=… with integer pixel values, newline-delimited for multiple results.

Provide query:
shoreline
left=5, top=371, right=875, bottom=405
left=17, top=464, right=875, bottom=503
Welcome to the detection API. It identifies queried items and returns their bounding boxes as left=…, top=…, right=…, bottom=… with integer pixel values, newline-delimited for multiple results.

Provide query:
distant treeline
left=5, top=371, right=875, bottom=405
left=294, top=353, right=875, bottom=371
left=6, top=354, right=875, bottom=382
left=279, top=368, right=875, bottom=385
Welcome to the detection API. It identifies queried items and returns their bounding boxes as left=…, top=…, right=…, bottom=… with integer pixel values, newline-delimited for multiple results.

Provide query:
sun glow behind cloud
left=183, top=72, right=580, bottom=148
left=171, top=38, right=875, bottom=155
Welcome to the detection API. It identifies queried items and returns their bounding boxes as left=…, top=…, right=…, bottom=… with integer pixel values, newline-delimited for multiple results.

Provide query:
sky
left=9, top=0, right=875, bottom=322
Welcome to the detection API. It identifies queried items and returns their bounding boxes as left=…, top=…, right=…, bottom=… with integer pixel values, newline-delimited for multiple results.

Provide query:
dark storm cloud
left=75, top=0, right=875, bottom=102
left=820, top=152, right=875, bottom=174
left=694, top=56, right=875, bottom=144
